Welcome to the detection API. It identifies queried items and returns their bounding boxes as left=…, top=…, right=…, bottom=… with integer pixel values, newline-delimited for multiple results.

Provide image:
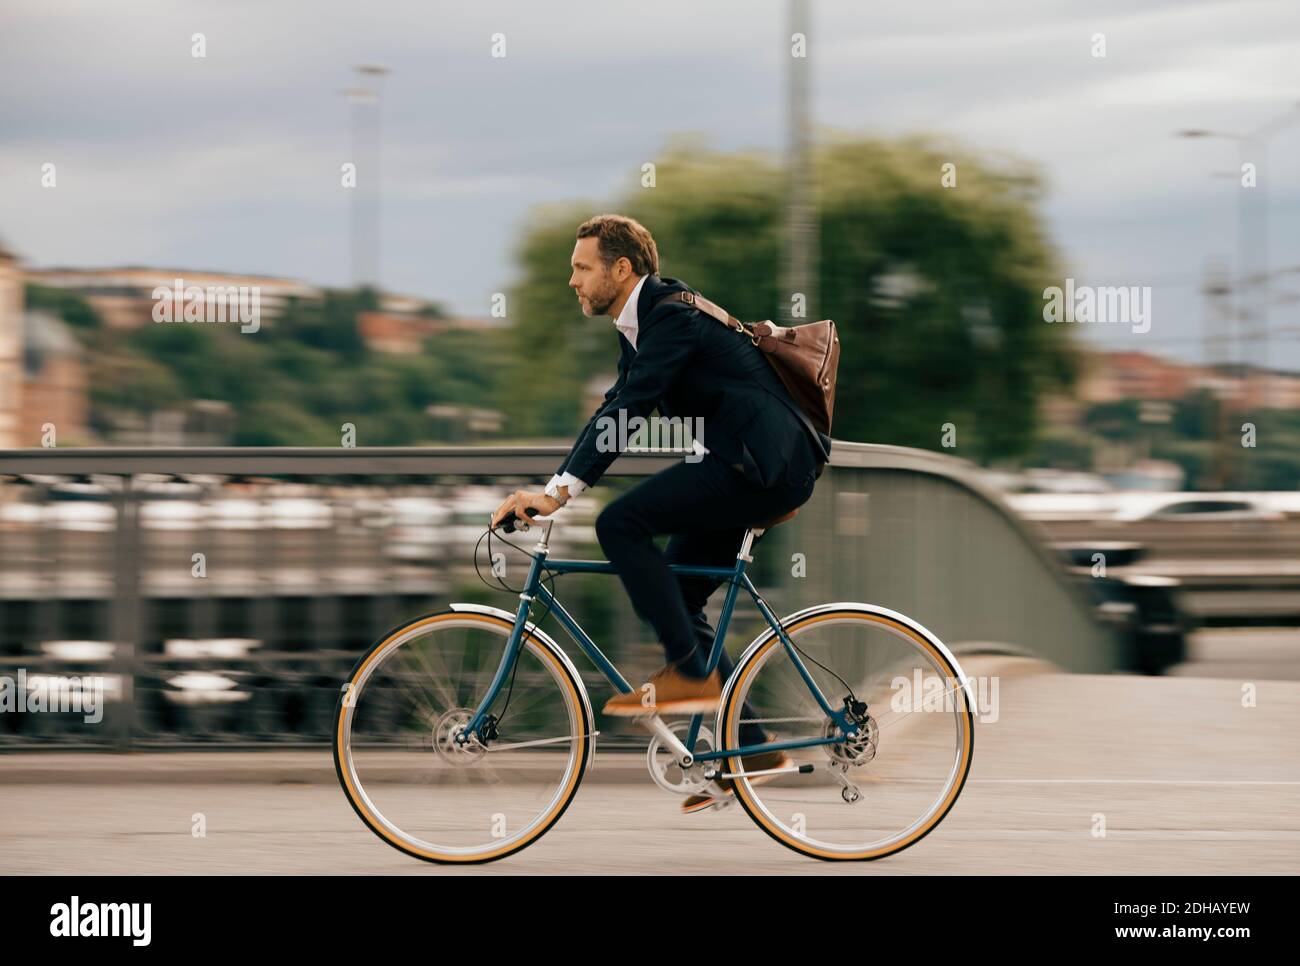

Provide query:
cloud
left=0, top=0, right=1297, bottom=366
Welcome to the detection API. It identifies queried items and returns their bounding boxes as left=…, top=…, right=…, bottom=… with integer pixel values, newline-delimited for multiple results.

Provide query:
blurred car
left=1112, top=494, right=1285, bottom=523
left=1054, top=541, right=1189, bottom=675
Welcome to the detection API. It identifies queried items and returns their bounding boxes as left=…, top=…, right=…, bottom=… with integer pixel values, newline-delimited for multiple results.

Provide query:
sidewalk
left=0, top=655, right=1056, bottom=785
left=0, top=748, right=656, bottom=784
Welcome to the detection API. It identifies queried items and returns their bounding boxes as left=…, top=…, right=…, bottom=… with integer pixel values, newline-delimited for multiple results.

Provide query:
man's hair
left=576, top=214, right=660, bottom=277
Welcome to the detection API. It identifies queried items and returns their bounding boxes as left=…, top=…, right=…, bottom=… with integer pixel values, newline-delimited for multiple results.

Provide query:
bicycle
left=333, top=505, right=976, bottom=864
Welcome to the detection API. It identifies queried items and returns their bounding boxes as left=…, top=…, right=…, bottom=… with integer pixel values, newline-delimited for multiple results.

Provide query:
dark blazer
left=555, top=273, right=830, bottom=490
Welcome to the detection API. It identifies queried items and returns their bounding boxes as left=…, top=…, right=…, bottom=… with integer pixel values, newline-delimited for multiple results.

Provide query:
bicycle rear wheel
left=719, top=604, right=975, bottom=860
left=333, top=610, right=591, bottom=863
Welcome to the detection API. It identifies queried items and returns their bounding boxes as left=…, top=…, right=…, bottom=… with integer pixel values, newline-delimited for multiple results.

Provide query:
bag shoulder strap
left=653, top=290, right=750, bottom=337
left=652, top=289, right=830, bottom=465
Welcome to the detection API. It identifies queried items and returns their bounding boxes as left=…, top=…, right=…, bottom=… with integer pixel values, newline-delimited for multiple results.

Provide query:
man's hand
left=489, top=489, right=563, bottom=531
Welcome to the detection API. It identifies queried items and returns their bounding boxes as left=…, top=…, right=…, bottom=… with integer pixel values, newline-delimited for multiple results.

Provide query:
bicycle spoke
left=381, top=658, right=443, bottom=722
left=406, top=636, right=461, bottom=710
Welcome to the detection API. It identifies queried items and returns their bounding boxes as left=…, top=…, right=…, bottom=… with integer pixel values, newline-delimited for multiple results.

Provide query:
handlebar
left=497, top=506, right=539, bottom=534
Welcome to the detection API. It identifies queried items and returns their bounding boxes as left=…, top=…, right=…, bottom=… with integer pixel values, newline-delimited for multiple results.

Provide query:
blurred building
left=356, top=309, right=500, bottom=353
left=0, top=247, right=89, bottom=448
left=1077, top=351, right=1196, bottom=402
left=1237, top=367, right=1300, bottom=409
left=26, top=267, right=321, bottom=329
left=0, top=244, right=21, bottom=446
left=19, top=309, right=88, bottom=446
left=1045, top=349, right=1300, bottom=425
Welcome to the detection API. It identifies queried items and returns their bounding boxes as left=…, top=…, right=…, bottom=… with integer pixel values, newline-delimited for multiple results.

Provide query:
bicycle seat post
left=737, top=527, right=761, bottom=563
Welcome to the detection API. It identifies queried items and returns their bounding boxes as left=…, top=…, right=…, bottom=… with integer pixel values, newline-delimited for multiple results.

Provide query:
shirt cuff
left=546, top=472, right=587, bottom=500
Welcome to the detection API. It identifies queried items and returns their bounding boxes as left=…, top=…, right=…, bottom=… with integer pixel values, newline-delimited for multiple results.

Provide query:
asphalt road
left=2, top=652, right=1297, bottom=874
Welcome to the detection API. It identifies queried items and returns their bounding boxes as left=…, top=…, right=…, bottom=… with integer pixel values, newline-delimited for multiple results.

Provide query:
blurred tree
left=503, top=133, right=1077, bottom=461
left=88, top=353, right=185, bottom=416
left=234, top=398, right=339, bottom=446
left=80, top=286, right=509, bottom=446
left=275, top=289, right=370, bottom=356
left=1171, top=388, right=1216, bottom=439
left=1152, top=439, right=1215, bottom=489
left=1024, top=425, right=1095, bottom=471
left=24, top=284, right=101, bottom=330
left=1230, top=408, right=1300, bottom=490
left=1082, top=400, right=1143, bottom=442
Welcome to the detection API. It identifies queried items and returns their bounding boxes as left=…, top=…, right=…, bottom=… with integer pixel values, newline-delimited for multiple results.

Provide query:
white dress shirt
left=545, top=275, right=707, bottom=502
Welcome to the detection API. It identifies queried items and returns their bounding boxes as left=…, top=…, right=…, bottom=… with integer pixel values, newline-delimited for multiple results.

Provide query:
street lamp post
left=1178, top=103, right=1300, bottom=408
left=782, top=0, right=817, bottom=325
left=341, top=65, right=391, bottom=294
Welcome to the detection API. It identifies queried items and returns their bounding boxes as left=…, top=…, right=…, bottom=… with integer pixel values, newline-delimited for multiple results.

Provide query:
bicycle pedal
left=702, top=789, right=734, bottom=809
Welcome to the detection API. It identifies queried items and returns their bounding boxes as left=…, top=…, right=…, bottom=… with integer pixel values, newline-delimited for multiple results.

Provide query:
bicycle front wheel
left=719, top=604, right=975, bottom=861
left=334, top=609, right=591, bottom=864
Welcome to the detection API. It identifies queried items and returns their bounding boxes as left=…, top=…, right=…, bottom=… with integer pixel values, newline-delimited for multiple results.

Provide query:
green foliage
left=1232, top=408, right=1300, bottom=489
left=1024, top=426, right=1095, bottom=471
left=1079, top=397, right=1300, bottom=490
left=25, top=284, right=101, bottom=329
left=1083, top=400, right=1143, bottom=442
left=77, top=288, right=506, bottom=446
left=1150, top=439, right=1215, bottom=490
left=89, top=353, right=186, bottom=413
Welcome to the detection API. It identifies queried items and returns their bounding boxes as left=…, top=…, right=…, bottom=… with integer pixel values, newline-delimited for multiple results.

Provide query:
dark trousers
left=594, top=451, right=816, bottom=746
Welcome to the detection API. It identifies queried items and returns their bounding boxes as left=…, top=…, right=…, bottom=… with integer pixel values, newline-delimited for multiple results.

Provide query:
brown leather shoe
left=681, top=749, right=792, bottom=813
left=602, top=663, right=723, bottom=717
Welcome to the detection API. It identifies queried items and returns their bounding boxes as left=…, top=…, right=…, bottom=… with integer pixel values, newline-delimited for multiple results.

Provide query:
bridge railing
left=0, top=443, right=1115, bottom=750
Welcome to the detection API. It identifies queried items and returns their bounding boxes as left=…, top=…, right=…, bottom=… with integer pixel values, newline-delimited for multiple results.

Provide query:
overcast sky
left=2, top=0, right=1298, bottom=368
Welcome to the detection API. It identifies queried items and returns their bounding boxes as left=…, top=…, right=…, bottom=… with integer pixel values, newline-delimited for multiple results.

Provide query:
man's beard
left=584, top=272, right=619, bottom=316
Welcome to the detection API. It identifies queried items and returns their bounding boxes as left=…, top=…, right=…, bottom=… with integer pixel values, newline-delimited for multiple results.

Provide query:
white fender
left=448, top=603, right=597, bottom=770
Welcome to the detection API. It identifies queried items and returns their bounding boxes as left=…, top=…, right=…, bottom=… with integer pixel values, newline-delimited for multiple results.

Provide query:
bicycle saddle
left=755, top=507, right=799, bottom=529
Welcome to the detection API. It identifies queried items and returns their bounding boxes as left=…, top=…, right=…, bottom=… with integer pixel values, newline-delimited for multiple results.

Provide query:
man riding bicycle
left=490, top=214, right=828, bottom=812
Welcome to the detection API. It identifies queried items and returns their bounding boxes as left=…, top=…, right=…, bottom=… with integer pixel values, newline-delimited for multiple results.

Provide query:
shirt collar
left=613, top=274, right=648, bottom=348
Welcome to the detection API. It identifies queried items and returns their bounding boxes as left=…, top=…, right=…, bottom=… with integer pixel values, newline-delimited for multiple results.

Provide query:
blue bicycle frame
left=458, top=526, right=861, bottom=760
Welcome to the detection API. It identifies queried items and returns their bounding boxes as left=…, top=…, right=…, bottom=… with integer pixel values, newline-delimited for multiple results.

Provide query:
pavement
left=2, top=652, right=1298, bottom=874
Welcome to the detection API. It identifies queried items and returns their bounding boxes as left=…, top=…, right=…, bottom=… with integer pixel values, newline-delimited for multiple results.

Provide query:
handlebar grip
left=501, top=506, right=539, bottom=533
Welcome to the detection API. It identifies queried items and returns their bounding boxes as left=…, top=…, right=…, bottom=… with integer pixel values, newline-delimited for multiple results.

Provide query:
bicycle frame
left=458, top=522, right=861, bottom=763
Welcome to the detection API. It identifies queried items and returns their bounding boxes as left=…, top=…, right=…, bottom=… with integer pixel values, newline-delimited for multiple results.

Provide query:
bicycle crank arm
left=708, top=763, right=815, bottom=780
left=484, top=732, right=601, bottom=751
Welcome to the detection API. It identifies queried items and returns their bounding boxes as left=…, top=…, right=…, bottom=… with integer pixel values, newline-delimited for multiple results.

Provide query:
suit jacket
left=555, top=273, right=831, bottom=490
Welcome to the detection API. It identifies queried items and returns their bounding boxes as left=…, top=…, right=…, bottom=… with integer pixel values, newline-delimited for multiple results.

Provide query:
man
left=490, top=214, right=828, bottom=812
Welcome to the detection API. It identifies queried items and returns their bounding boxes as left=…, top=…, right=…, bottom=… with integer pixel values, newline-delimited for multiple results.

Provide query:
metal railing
left=0, top=442, right=1115, bottom=749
